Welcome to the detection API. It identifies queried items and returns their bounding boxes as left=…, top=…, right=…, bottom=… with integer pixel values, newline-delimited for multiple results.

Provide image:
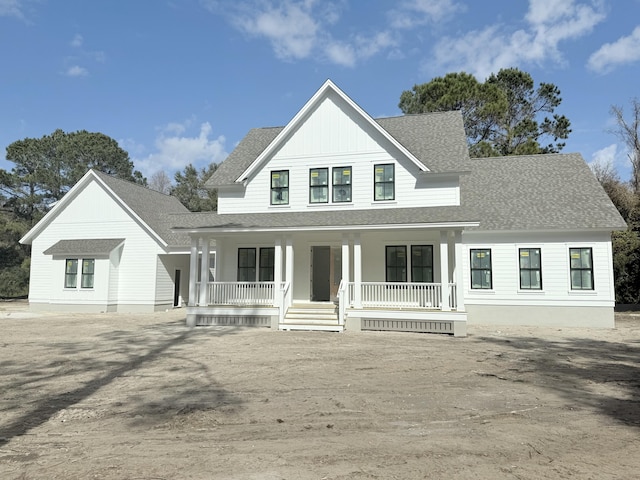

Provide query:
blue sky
left=1, top=0, right=640, bottom=183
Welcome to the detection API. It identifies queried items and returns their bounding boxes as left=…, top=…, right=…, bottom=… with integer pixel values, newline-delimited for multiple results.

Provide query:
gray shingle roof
left=205, top=111, right=469, bottom=188
left=461, top=153, right=628, bottom=231
left=43, top=238, right=125, bottom=256
left=92, top=170, right=191, bottom=247
left=175, top=153, right=627, bottom=233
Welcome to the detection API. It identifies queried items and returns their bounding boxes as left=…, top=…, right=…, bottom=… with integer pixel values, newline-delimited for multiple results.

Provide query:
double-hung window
left=385, top=246, right=407, bottom=282
left=470, top=249, right=492, bottom=289
left=65, top=259, right=78, bottom=288
left=81, top=259, right=95, bottom=288
left=332, top=167, right=352, bottom=202
left=259, top=247, right=275, bottom=281
left=569, top=247, right=594, bottom=290
left=309, top=168, right=328, bottom=203
left=237, top=248, right=256, bottom=281
left=271, top=170, right=289, bottom=205
left=65, top=258, right=94, bottom=288
left=411, top=245, right=434, bottom=282
left=374, top=164, right=394, bottom=201
left=519, top=248, right=542, bottom=290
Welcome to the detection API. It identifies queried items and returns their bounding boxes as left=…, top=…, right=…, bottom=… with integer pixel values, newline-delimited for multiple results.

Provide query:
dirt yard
left=0, top=302, right=639, bottom=480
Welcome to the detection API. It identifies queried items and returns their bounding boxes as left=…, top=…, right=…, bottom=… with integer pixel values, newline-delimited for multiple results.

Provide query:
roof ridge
left=91, top=169, right=177, bottom=199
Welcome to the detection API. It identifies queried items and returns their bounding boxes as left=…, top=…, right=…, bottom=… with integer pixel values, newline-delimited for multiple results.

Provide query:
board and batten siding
left=217, top=92, right=459, bottom=214
left=28, top=180, right=166, bottom=311
left=462, top=231, right=616, bottom=308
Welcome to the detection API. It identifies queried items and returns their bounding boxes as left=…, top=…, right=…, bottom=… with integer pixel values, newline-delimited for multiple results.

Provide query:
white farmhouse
left=20, top=170, right=192, bottom=312
left=172, top=80, right=627, bottom=335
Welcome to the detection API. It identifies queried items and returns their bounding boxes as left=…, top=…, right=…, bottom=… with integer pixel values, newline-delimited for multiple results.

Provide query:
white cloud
left=0, top=0, right=24, bottom=18
left=66, top=65, right=89, bottom=77
left=71, top=34, right=83, bottom=47
left=234, top=1, right=320, bottom=60
left=431, top=0, right=606, bottom=79
left=209, top=0, right=397, bottom=67
left=388, top=0, right=463, bottom=29
left=132, top=122, right=227, bottom=178
left=588, top=26, right=640, bottom=73
left=591, top=143, right=618, bottom=166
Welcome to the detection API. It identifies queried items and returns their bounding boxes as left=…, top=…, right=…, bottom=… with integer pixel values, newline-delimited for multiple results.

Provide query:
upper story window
left=271, top=170, right=289, bottom=205
left=470, top=249, right=492, bottom=289
left=332, top=167, right=352, bottom=202
left=519, top=248, right=542, bottom=290
left=570, top=247, right=594, bottom=290
left=309, top=168, right=328, bottom=203
left=374, top=164, right=394, bottom=201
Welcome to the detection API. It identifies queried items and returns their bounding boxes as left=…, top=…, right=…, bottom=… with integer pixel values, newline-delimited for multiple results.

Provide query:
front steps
left=280, top=302, right=342, bottom=332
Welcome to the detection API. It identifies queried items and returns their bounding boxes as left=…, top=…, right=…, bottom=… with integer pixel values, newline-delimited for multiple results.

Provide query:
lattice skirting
left=362, top=318, right=455, bottom=334
left=195, top=315, right=271, bottom=327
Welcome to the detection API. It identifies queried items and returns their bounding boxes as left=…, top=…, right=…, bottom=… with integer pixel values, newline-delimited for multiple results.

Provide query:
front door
left=311, top=246, right=342, bottom=302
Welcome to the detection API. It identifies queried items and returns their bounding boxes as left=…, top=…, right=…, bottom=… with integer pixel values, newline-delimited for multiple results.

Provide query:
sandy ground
left=0, top=301, right=639, bottom=480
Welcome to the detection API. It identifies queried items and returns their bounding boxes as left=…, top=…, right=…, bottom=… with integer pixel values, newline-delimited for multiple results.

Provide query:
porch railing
left=348, top=282, right=456, bottom=310
left=195, top=281, right=281, bottom=306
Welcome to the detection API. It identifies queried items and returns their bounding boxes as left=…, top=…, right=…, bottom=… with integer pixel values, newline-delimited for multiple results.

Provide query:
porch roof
left=43, top=238, right=125, bottom=256
left=170, top=206, right=479, bottom=233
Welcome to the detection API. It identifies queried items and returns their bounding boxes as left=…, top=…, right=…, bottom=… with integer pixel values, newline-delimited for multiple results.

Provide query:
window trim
left=309, top=168, right=329, bottom=204
left=470, top=248, right=492, bottom=290
left=374, top=163, right=395, bottom=201
left=237, top=247, right=257, bottom=281
left=569, top=247, right=594, bottom=290
left=270, top=170, right=289, bottom=206
left=332, top=166, right=352, bottom=203
left=518, top=247, right=542, bottom=290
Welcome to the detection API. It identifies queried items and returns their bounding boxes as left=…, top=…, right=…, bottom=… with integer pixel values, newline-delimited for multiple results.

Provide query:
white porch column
left=353, top=233, right=362, bottom=308
left=285, top=236, right=294, bottom=286
left=274, top=237, right=283, bottom=307
left=274, top=237, right=283, bottom=286
left=454, top=230, right=465, bottom=311
left=440, top=231, right=451, bottom=311
left=341, top=234, right=350, bottom=284
left=188, top=237, right=199, bottom=307
left=199, top=238, right=210, bottom=306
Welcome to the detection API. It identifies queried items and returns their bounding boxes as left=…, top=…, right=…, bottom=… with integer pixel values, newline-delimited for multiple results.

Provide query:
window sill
left=268, top=204, right=291, bottom=209
left=468, top=289, right=495, bottom=294
left=307, top=202, right=354, bottom=208
left=568, top=290, right=597, bottom=295
left=517, top=289, right=545, bottom=294
left=371, top=200, right=397, bottom=206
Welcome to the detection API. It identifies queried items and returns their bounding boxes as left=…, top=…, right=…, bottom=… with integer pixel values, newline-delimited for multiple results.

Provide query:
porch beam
left=440, top=231, right=451, bottom=311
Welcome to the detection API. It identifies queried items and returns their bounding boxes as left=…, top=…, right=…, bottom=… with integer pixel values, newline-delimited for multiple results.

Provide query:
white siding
left=462, top=231, right=616, bottom=308
left=28, top=180, right=166, bottom=311
left=218, top=92, right=459, bottom=214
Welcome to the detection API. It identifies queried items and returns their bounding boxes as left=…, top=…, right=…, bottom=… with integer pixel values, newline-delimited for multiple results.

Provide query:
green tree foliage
left=592, top=159, right=640, bottom=304
left=172, top=163, right=218, bottom=212
left=0, top=129, right=145, bottom=298
left=399, top=68, right=571, bottom=157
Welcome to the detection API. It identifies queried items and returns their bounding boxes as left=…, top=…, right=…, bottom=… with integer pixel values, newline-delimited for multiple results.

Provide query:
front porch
left=186, top=279, right=467, bottom=336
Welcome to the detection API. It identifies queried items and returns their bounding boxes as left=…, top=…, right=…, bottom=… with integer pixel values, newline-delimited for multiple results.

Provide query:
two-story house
left=173, top=80, right=627, bottom=335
